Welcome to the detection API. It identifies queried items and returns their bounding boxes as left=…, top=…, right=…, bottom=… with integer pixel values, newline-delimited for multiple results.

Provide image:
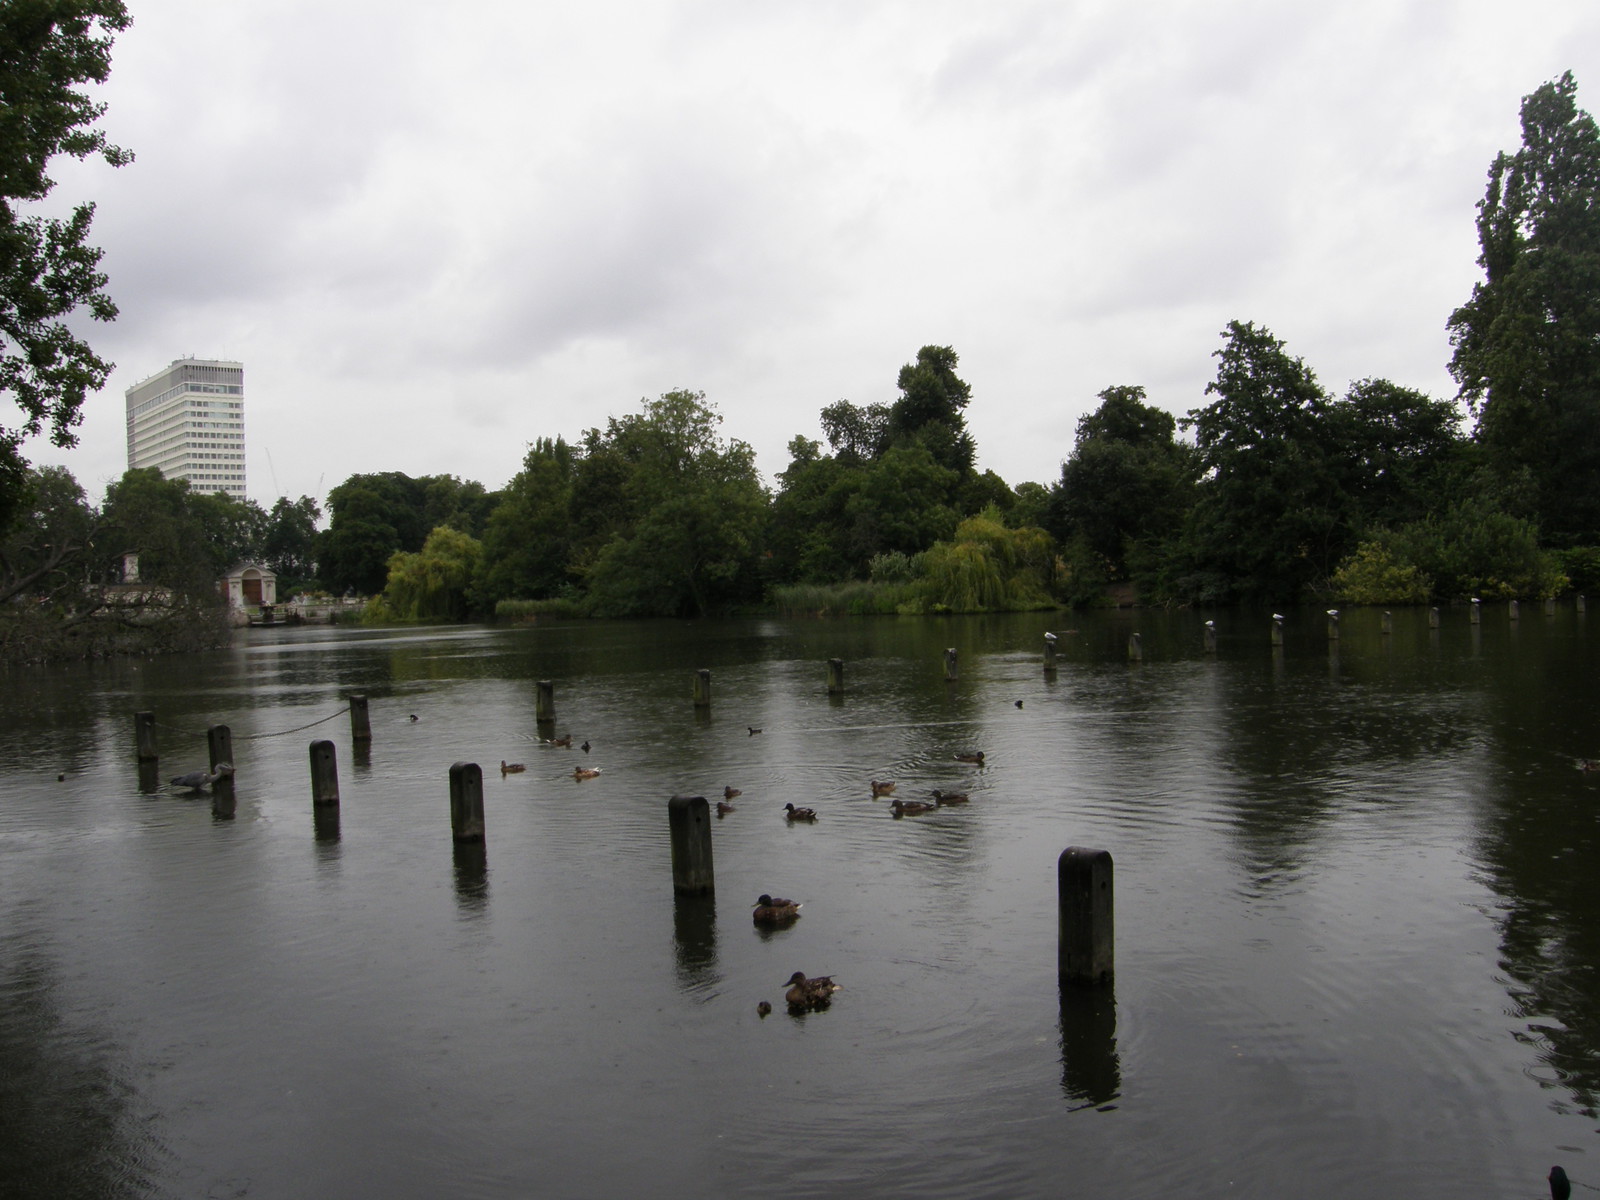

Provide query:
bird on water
left=715, top=800, right=736, bottom=816
left=783, top=972, right=841, bottom=1011
left=954, top=751, right=985, bottom=765
left=870, top=779, right=896, bottom=797
left=723, top=785, right=742, bottom=800
left=170, top=764, right=234, bottom=791
left=890, top=798, right=936, bottom=817
left=931, top=789, right=968, bottom=805
left=783, top=803, right=817, bottom=822
left=500, top=760, right=526, bottom=775
left=572, top=767, right=601, bottom=781
left=752, top=895, right=801, bottom=925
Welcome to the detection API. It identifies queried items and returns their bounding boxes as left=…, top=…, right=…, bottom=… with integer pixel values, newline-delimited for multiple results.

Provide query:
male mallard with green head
left=784, top=971, right=841, bottom=1011
left=753, top=894, right=801, bottom=925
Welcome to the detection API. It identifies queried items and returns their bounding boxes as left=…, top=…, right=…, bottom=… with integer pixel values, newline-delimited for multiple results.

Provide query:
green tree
left=887, top=344, right=975, bottom=474
left=318, top=472, right=431, bottom=593
left=1332, top=379, right=1465, bottom=531
left=1447, top=71, right=1600, bottom=544
left=373, top=524, right=483, bottom=621
left=0, top=1, right=132, bottom=532
left=476, top=437, right=576, bottom=605
left=99, top=468, right=261, bottom=595
left=582, top=390, right=768, bottom=617
left=261, top=495, right=321, bottom=586
left=0, top=463, right=94, bottom=602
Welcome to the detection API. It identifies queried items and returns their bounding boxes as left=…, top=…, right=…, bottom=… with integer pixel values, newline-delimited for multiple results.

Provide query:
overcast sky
left=23, top=0, right=1600, bottom=512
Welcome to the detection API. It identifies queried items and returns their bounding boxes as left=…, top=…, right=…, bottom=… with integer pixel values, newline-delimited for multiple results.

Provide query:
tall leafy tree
left=0, top=1, right=132, bottom=531
left=476, top=437, right=576, bottom=604
left=261, top=495, right=321, bottom=585
left=887, top=344, right=975, bottom=474
left=1448, top=71, right=1600, bottom=543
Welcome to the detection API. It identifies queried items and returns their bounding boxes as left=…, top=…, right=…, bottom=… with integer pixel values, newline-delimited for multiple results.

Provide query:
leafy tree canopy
left=0, top=1, right=132, bottom=532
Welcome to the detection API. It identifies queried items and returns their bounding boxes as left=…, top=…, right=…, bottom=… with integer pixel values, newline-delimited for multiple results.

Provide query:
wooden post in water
left=1326, top=609, right=1340, bottom=641
left=1429, top=606, right=1441, bottom=629
left=1043, top=633, right=1058, bottom=671
left=1058, top=847, right=1114, bottom=986
left=667, top=794, right=714, bottom=895
left=1545, top=597, right=1557, bottom=617
left=348, top=694, right=372, bottom=743
left=943, top=648, right=958, bottom=682
left=1270, top=615, right=1284, bottom=646
left=449, top=761, right=486, bottom=843
left=536, top=680, right=555, bottom=723
left=1470, top=598, right=1481, bottom=624
left=693, top=669, right=712, bottom=709
left=134, top=711, right=158, bottom=762
left=309, top=739, right=339, bottom=807
left=1509, top=599, right=1520, bottom=621
left=207, top=724, right=235, bottom=816
left=1203, top=621, right=1217, bottom=653
left=207, top=724, right=233, bottom=771
left=826, top=658, right=845, bottom=695
left=1381, top=611, right=1392, bottom=636
left=1580, top=595, right=1588, bottom=614
left=1127, top=633, right=1142, bottom=662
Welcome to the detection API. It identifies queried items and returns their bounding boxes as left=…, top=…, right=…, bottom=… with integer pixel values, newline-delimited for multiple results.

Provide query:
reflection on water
left=2, top=607, right=1598, bottom=1197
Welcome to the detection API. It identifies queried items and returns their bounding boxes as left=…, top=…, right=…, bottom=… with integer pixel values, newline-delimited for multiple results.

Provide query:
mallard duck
left=890, top=798, right=936, bottom=817
left=572, top=767, right=601, bottom=781
left=757, top=1001, right=772, bottom=1018
left=870, top=779, right=896, bottom=797
left=500, top=760, right=526, bottom=775
left=783, top=803, right=817, bottom=822
left=753, top=894, right=801, bottom=924
left=748, top=726, right=763, bottom=736
left=580, top=740, right=591, bottom=753
left=931, top=789, right=968, bottom=805
left=723, top=785, right=742, bottom=800
left=170, top=764, right=234, bottom=791
left=715, top=800, right=736, bottom=816
left=953, top=751, right=985, bottom=765
left=783, top=971, right=841, bottom=1010
left=544, top=734, right=573, bottom=748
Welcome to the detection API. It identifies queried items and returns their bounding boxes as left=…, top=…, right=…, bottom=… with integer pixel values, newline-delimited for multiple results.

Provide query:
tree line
left=1, top=9, right=1597, bottom=646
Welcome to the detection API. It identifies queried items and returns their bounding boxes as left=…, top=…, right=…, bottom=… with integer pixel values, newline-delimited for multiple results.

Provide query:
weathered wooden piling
left=1058, top=847, right=1114, bottom=986
left=1545, top=597, right=1557, bottom=617
left=1044, top=633, right=1059, bottom=671
left=943, top=648, right=958, bottom=681
left=667, top=794, right=715, bottom=895
left=1429, top=606, right=1441, bottom=629
left=827, top=658, right=845, bottom=694
left=536, top=680, right=555, bottom=722
left=1203, top=621, right=1217, bottom=653
left=1127, top=632, right=1142, bottom=662
left=693, top=669, right=712, bottom=709
left=207, top=724, right=235, bottom=815
left=1509, top=599, right=1520, bottom=621
left=1326, top=609, right=1340, bottom=641
left=1381, top=611, right=1392, bottom=636
left=1580, top=595, right=1588, bottom=614
left=1470, top=598, right=1481, bottom=624
left=134, top=711, right=158, bottom=762
left=309, top=739, right=339, bottom=807
left=449, top=761, right=486, bottom=843
left=349, top=694, right=371, bottom=743
left=1270, top=615, right=1284, bottom=646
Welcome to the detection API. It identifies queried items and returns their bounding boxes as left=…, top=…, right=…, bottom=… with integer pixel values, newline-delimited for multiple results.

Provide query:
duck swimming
left=544, top=734, right=573, bottom=748
left=500, top=760, right=526, bottom=775
left=715, top=800, right=736, bottom=816
left=724, top=785, right=742, bottom=800
left=783, top=971, right=841, bottom=1011
left=783, top=803, right=817, bottom=822
left=953, top=751, right=985, bottom=765
left=870, top=779, right=896, bottom=797
left=753, top=895, right=801, bottom=925
left=930, top=789, right=969, bottom=805
left=890, top=798, right=936, bottom=817
left=572, top=767, right=601, bottom=781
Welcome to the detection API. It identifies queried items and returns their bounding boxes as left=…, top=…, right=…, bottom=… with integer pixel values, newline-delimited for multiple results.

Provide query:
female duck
left=753, top=895, right=801, bottom=925
left=783, top=971, right=841, bottom=1011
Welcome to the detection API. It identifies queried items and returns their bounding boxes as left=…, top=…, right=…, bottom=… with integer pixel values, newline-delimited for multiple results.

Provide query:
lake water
left=2, top=607, right=1597, bottom=1198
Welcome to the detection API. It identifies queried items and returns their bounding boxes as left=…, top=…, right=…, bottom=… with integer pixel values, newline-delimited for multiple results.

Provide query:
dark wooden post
left=1127, top=633, right=1142, bottom=662
left=349, top=694, right=371, bottom=743
left=1470, top=598, right=1481, bottom=625
left=1381, top=611, right=1392, bottom=635
left=536, top=680, right=555, bottom=723
left=1043, top=634, right=1058, bottom=671
left=693, top=669, right=712, bottom=709
left=1270, top=615, right=1284, bottom=646
left=1058, top=847, right=1114, bottom=985
left=1326, top=610, right=1340, bottom=641
left=1509, top=599, right=1520, bottom=621
left=668, top=794, right=714, bottom=895
left=1579, top=595, right=1588, bottom=614
left=943, top=648, right=958, bottom=681
left=826, top=658, right=845, bottom=695
left=449, top=761, right=486, bottom=843
left=207, top=724, right=235, bottom=813
left=309, top=739, right=339, bottom=807
left=1203, top=621, right=1217, bottom=653
left=1429, top=606, right=1441, bottom=629
left=134, top=711, right=158, bottom=762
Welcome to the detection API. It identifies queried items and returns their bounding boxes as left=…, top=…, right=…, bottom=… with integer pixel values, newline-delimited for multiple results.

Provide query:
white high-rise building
left=125, top=358, right=247, bottom=498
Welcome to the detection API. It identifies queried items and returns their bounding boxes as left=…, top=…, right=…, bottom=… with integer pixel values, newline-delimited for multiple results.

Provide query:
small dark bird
left=757, top=1001, right=772, bottom=1018
left=500, top=760, right=526, bottom=775
left=544, top=734, right=573, bottom=748
left=954, top=751, right=985, bottom=765
left=783, top=971, right=841, bottom=1011
left=1014, top=699, right=1024, bottom=708
left=931, top=789, right=968, bottom=805
left=748, top=726, right=763, bottom=736
left=580, top=740, right=591, bottom=753
left=57, top=773, right=65, bottom=782
left=724, top=785, right=742, bottom=800
left=1551, top=1165, right=1571, bottom=1200
left=783, top=803, right=817, bottom=822
left=870, top=779, right=896, bottom=797
left=715, top=801, right=736, bottom=816
left=753, top=894, right=801, bottom=925
left=408, top=714, right=419, bottom=722
left=890, top=798, right=936, bottom=817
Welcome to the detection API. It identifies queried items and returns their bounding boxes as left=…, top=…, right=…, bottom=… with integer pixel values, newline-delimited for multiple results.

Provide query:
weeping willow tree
left=367, top=525, right=482, bottom=622
left=915, top=508, right=1054, bottom=612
